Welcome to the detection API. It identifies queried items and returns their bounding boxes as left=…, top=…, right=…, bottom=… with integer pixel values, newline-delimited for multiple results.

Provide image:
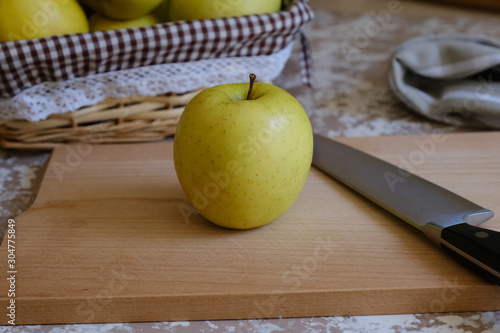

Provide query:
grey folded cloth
left=389, top=34, right=500, bottom=128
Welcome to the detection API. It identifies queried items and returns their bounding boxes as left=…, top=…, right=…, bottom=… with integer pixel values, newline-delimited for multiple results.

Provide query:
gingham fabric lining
left=0, top=0, right=313, bottom=99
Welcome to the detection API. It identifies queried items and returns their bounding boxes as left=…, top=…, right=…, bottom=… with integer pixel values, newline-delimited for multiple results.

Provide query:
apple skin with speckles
left=167, top=0, right=282, bottom=21
left=173, top=79, right=313, bottom=229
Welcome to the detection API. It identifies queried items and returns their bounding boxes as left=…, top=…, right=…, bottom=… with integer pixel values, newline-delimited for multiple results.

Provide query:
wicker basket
left=0, top=0, right=313, bottom=150
left=0, top=89, right=202, bottom=150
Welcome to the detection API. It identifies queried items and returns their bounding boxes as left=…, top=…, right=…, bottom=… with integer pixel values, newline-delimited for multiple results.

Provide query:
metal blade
left=312, top=134, right=494, bottom=230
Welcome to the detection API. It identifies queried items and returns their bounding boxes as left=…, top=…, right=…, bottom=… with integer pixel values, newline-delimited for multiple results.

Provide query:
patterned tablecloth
left=1, top=9, right=499, bottom=333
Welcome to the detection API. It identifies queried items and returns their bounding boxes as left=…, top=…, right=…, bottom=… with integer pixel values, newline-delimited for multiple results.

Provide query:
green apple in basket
left=0, top=0, right=89, bottom=42
left=79, top=0, right=164, bottom=20
left=173, top=74, right=313, bottom=229
left=89, top=12, right=161, bottom=31
left=167, top=0, right=282, bottom=21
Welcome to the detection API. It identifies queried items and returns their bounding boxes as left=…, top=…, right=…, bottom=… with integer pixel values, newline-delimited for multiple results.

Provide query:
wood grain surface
left=1, top=132, right=499, bottom=325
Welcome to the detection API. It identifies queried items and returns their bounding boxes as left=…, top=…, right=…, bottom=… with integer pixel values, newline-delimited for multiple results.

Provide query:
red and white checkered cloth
left=0, top=0, right=313, bottom=99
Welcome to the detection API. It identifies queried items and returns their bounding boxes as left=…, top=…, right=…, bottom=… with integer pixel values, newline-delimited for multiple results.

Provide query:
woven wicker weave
left=0, top=89, right=202, bottom=150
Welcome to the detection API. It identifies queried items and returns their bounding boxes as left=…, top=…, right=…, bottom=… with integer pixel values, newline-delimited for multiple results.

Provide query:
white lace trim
left=0, top=43, right=293, bottom=122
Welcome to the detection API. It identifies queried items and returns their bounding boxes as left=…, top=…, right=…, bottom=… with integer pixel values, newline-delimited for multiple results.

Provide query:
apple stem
left=246, top=73, right=257, bottom=100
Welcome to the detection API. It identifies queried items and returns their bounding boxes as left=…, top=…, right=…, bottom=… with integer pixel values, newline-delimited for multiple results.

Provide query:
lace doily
left=0, top=43, right=293, bottom=122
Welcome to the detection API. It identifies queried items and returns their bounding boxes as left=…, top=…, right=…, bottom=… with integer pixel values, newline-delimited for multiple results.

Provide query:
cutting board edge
left=2, top=284, right=499, bottom=325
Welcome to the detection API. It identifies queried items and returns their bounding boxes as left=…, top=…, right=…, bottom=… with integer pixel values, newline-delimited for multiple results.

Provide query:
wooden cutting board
left=1, top=132, right=500, bottom=325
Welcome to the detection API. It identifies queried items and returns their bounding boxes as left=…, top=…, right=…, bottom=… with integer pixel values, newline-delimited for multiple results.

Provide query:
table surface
left=1, top=0, right=500, bottom=332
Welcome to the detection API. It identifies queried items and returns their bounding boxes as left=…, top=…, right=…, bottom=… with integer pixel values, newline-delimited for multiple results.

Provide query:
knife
left=312, top=133, right=500, bottom=284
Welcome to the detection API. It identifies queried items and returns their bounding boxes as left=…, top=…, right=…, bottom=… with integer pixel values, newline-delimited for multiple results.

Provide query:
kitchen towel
left=389, top=34, right=500, bottom=128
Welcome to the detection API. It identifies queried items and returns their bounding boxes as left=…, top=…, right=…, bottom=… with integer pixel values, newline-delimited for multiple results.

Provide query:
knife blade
left=312, top=133, right=500, bottom=284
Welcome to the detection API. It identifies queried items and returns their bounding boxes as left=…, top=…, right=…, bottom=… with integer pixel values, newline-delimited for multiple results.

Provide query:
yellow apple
left=89, top=12, right=161, bottom=31
left=173, top=75, right=313, bottom=229
left=79, top=0, right=164, bottom=20
left=0, top=0, right=89, bottom=42
left=168, top=0, right=282, bottom=21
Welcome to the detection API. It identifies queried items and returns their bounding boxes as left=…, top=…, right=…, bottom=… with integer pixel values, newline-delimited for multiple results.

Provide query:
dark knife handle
left=441, top=223, right=500, bottom=285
